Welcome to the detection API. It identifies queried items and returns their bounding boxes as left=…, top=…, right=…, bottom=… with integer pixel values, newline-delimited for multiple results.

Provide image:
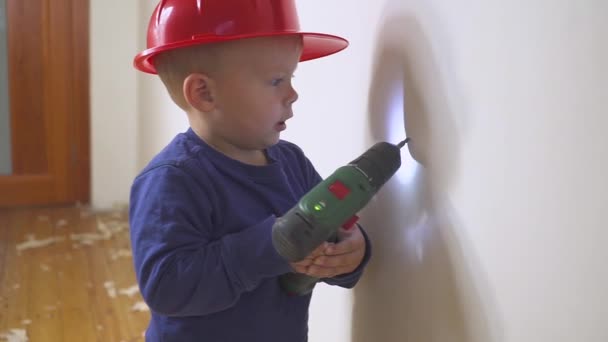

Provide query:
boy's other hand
left=306, top=226, right=366, bottom=278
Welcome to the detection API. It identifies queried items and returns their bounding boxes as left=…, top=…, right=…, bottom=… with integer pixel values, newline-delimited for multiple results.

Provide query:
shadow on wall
left=352, top=10, right=503, bottom=342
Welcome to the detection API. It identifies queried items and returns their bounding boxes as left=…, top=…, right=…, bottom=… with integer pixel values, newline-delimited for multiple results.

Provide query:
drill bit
left=397, top=137, right=410, bottom=148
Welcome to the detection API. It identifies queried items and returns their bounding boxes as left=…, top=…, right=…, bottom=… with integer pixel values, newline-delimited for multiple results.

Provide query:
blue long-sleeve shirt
left=129, top=128, right=371, bottom=341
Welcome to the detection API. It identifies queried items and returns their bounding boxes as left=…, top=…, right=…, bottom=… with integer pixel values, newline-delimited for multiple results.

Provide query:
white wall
left=91, top=0, right=186, bottom=209
left=93, top=0, right=608, bottom=341
left=136, top=0, right=190, bottom=172
left=90, top=0, right=139, bottom=209
left=341, top=1, right=607, bottom=342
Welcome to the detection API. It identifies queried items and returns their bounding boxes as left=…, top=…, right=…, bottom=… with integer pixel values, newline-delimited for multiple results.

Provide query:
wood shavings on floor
left=131, top=301, right=150, bottom=312
left=119, top=285, right=140, bottom=298
left=109, top=249, right=132, bottom=261
left=2, top=206, right=148, bottom=341
left=0, top=329, right=28, bottom=342
left=104, top=281, right=117, bottom=298
left=18, top=208, right=132, bottom=251
left=70, top=218, right=129, bottom=247
left=104, top=282, right=140, bottom=299
left=16, top=236, right=65, bottom=253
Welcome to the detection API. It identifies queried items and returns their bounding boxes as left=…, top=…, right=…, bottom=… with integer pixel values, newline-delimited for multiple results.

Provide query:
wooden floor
left=0, top=205, right=149, bottom=342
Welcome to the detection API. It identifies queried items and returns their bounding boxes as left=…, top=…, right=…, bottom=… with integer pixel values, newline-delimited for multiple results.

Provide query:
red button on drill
left=342, top=215, right=359, bottom=230
left=328, top=180, right=350, bottom=200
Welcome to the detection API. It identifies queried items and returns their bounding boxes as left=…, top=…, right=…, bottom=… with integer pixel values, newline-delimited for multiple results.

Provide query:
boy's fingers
left=306, top=265, right=353, bottom=278
left=291, top=258, right=312, bottom=267
left=290, top=264, right=308, bottom=273
left=289, top=242, right=332, bottom=272
left=312, top=251, right=360, bottom=268
left=325, top=238, right=360, bottom=256
left=288, top=229, right=365, bottom=276
left=305, top=265, right=336, bottom=278
left=306, top=251, right=364, bottom=277
left=310, top=242, right=329, bottom=257
left=291, top=243, right=327, bottom=263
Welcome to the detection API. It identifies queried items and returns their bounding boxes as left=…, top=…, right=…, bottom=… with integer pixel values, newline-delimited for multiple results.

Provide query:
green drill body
left=272, top=139, right=408, bottom=295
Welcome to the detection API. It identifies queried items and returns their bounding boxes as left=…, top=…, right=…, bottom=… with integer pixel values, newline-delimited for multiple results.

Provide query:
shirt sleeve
left=129, top=165, right=293, bottom=317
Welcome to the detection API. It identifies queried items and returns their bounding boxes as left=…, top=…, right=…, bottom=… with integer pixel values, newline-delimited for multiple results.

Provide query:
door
left=0, top=0, right=89, bottom=207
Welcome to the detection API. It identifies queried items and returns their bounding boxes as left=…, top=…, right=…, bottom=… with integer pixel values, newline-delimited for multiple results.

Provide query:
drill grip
left=279, top=272, right=318, bottom=296
left=272, top=205, right=336, bottom=262
left=277, top=231, right=339, bottom=296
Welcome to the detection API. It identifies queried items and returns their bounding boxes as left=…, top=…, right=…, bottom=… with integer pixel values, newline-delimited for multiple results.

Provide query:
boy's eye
left=271, top=75, right=294, bottom=86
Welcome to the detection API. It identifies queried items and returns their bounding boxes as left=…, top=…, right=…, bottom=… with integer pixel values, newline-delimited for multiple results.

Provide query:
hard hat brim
left=133, top=32, right=349, bottom=74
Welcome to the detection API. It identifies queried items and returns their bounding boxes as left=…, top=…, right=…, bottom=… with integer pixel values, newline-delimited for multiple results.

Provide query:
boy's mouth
left=276, top=121, right=287, bottom=131
left=276, top=114, right=292, bottom=131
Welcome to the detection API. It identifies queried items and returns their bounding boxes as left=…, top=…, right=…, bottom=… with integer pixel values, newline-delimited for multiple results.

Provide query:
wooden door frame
left=0, top=0, right=89, bottom=207
left=70, top=0, right=91, bottom=204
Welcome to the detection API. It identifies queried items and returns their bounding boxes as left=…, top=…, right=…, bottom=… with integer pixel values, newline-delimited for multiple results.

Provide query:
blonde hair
left=153, top=44, right=223, bottom=110
left=153, top=36, right=304, bottom=110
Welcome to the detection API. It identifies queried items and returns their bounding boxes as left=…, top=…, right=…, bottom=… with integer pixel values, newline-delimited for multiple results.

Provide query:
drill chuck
left=348, top=141, right=404, bottom=189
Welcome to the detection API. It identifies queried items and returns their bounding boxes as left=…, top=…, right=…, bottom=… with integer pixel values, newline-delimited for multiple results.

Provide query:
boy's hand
left=289, top=243, right=328, bottom=274
left=306, top=226, right=366, bottom=278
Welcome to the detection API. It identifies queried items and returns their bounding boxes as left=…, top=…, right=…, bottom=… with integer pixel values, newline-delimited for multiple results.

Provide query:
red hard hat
left=134, top=0, right=349, bottom=74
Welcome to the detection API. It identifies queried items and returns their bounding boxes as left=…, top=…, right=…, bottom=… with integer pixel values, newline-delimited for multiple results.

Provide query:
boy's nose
left=287, top=86, right=299, bottom=105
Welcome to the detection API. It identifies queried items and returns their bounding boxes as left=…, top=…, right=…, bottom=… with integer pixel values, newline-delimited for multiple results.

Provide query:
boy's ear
left=183, top=73, right=215, bottom=112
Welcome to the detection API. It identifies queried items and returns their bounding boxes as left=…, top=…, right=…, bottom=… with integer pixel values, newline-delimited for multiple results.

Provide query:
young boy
left=129, top=1, right=372, bottom=341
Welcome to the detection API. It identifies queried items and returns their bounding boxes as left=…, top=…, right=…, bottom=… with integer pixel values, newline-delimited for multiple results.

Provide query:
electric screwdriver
left=272, top=138, right=410, bottom=295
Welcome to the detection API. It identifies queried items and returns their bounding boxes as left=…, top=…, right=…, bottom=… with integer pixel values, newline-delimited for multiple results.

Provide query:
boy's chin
left=264, top=135, right=282, bottom=147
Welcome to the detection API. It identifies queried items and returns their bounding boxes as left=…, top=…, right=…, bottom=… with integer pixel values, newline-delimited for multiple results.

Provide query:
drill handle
left=279, top=272, right=318, bottom=296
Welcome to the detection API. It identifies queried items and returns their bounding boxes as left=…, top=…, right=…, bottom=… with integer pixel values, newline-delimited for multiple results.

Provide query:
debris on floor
left=103, top=282, right=140, bottom=299
left=111, top=211, right=124, bottom=219
left=119, top=285, right=140, bottom=298
left=17, top=208, right=131, bottom=252
left=131, top=301, right=149, bottom=312
left=16, top=236, right=65, bottom=253
left=70, top=218, right=129, bottom=247
left=3, top=206, right=148, bottom=340
left=109, top=249, right=132, bottom=261
left=0, top=329, right=28, bottom=342
left=103, top=281, right=117, bottom=298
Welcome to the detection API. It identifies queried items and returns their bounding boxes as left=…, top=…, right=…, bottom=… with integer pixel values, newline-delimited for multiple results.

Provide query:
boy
left=129, top=1, right=372, bottom=341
